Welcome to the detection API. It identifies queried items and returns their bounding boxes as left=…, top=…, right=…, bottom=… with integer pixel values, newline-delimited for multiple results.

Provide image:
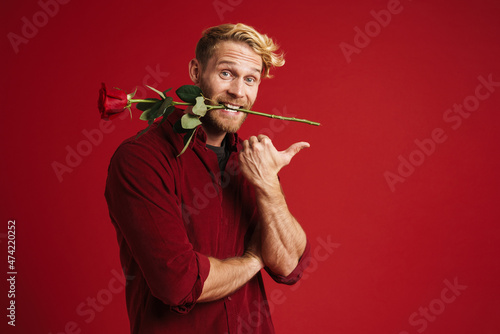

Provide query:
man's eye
left=221, top=71, right=230, bottom=77
left=245, top=77, right=256, bottom=84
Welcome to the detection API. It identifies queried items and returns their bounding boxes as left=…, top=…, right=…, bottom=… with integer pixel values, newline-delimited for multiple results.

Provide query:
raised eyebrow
left=216, top=61, right=262, bottom=75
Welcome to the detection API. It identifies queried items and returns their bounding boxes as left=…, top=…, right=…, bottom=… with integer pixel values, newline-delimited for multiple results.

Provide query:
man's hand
left=239, top=135, right=309, bottom=190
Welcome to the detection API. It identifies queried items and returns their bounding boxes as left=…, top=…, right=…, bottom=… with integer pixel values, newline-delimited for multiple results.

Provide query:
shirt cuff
left=264, top=239, right=311, bottom=285
left=169, top=252, right=211, bottom=314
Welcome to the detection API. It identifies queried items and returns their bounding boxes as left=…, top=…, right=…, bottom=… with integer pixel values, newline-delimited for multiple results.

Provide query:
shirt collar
left=195, top=126, right=239, bottom=153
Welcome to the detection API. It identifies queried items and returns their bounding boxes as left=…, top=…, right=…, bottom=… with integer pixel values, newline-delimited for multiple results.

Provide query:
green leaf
left=146, top=85, right=166, bottom=99
left=135, top=123, right=152, bottom=139
left=142, top=97, right=173, bottom=121
left=173, top=119, right=189, bottom=133
left=139, top=100, right=162, bottom=121
left=159, top=96, right=173, bottom=114
left=176, top=85, right=202, bottom=104
left=177, top=128, right=197, bottom=157
left=146, top=97, right=170, bottom=122
left=163, top=87, right=173, bottom=95
left=127, top=87, right=137, bottom=100
left=159, top=105, right=176, bottom=126
left=136, top=98, right=160, bottom=111
left=181, top=113, right=202, bottom=129
left=139, top=110, right=149, bottom=121
left=150, top=109, right=163, bottom=121
left=192, top=96, right=207, bottom=116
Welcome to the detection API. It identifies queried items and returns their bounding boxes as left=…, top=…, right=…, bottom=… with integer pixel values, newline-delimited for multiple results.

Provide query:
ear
left=189, top=58, right=201, bottom=84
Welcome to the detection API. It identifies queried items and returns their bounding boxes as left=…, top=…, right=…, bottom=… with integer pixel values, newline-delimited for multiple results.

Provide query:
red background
left=2, top=0, right=500, bottom=333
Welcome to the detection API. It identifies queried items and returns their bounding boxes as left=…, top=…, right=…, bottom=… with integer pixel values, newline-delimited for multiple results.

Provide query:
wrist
left=253, top=177, right=281, bottom=197
left=243, top=251, right=264, bottom=271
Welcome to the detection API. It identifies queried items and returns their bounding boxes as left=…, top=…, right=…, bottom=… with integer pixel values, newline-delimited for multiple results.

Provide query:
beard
left=198, top=80, right=251, bottom=134
left=202, top=108, right=248, bottom=134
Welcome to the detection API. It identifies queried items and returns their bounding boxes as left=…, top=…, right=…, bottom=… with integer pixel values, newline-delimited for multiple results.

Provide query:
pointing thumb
left=282, top=141, right=310, bottom=161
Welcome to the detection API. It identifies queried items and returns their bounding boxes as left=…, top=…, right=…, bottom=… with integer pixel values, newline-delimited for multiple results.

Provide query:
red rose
left=98, top=83, right=129, bottom=120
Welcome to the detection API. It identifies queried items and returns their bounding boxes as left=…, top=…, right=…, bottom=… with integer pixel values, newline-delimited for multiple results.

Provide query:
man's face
left=197, top=41, right=263, bottom=133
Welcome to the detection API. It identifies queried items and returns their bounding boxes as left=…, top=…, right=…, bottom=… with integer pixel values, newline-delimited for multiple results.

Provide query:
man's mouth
left=222, top=103, right=241, bottom=113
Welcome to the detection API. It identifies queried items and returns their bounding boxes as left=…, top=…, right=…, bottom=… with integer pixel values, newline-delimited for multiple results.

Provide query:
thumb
left=281, top=141, right=310, bottom=162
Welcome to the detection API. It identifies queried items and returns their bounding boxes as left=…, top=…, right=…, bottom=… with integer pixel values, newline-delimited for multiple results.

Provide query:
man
left=105, top=23, right=311, bottom=334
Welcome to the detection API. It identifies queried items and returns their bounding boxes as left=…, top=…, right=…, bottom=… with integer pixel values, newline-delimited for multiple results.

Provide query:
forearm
left=197, top=254, right=263, bottom=303
left=238, top=135, right=309, bottom=277
left=256, top=180, right=307, bottom=277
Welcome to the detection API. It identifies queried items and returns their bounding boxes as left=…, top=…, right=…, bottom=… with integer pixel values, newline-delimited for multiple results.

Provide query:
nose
left=227, top=78, right=245, bottom=99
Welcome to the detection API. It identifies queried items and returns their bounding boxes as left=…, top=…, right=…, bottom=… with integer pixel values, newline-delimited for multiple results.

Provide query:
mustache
left=198, top=82, right=251, bottom=109
left=215, top=97, right=250, bottom=109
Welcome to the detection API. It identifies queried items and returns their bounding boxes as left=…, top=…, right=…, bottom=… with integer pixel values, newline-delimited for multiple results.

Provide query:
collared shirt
left=105, top=109, right=311, bottom=334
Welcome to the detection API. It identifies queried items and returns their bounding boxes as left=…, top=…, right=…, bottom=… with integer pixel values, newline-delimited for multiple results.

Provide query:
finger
left=242, top=139, right=250, bottom=150
left=248, top=136, right=259, bottom=146
left=281, top=141, right=310, bottom=160
left=257, top=134, right=273, bottom=148
left=257, top=134, right=270, bottom=142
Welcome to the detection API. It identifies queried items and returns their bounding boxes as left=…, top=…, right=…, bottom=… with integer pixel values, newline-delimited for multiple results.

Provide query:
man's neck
left=202, top=125, right=226, bottom=147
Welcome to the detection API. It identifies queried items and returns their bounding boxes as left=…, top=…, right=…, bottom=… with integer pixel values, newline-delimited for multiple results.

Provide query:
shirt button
left=227, top=296, right=232, bottom=301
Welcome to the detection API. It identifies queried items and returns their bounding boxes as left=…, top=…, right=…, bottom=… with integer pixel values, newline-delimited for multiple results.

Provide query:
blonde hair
left=195, top=23, right=285, bottom=79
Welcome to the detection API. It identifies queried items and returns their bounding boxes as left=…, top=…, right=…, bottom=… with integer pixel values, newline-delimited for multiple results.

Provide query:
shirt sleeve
left=105, top=141, right=210, bottom=314
left=264, top=238, right=311, bottom=285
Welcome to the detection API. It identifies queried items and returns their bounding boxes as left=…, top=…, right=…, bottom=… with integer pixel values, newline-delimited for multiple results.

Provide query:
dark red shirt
left=105, top=109, right=310, bottom=333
